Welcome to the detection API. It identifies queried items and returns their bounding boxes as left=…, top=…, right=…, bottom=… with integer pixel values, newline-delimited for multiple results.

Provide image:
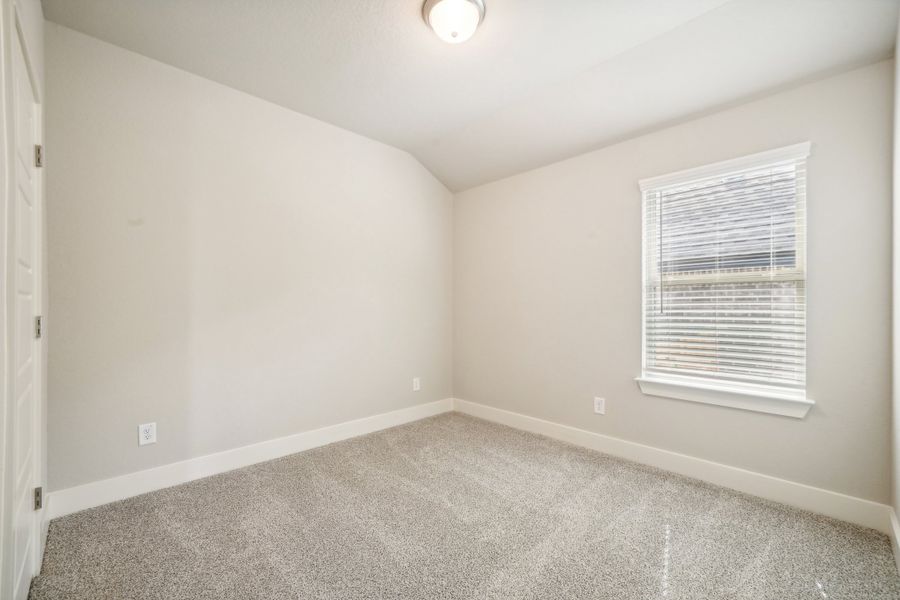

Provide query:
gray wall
left=46, top=25, right=453, bottom=491
left=893, top=19, right=900, bottom=520
left=46, top=21, right=893, bottom=505
left=454, top=60, right=893, bottom=503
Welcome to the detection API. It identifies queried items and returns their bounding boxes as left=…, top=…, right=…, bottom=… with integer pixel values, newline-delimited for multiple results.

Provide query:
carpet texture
left=30, top=413, right=900, bottom=599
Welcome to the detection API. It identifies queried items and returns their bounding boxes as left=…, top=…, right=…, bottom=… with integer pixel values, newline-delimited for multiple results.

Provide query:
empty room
left=2, top=0, right=900, bottom=598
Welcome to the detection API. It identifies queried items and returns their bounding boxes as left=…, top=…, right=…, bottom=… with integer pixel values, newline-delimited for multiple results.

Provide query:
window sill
left=635, top=376, right=814, bottom=419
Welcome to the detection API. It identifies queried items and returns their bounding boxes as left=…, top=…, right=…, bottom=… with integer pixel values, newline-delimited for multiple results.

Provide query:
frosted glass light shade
left=423, top=0, right=485, bottom=44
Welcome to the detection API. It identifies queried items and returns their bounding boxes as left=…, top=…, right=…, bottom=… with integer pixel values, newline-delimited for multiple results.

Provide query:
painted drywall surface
left=454, top=60, right=893, bottom=503
left=45, top=24, right=453, bottom=491
left=893, top=20, right=900, bottom=520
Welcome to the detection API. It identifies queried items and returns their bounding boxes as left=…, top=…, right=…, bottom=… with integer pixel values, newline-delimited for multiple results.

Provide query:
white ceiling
left=42, top=0, right=899, bottom=191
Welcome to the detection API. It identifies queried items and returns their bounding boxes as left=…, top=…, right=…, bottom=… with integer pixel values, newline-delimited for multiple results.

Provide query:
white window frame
left=635, top=143, right=814, bottom=419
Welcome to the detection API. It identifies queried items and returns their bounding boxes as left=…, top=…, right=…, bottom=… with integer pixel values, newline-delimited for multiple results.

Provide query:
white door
left=9, top=21, right=39, bottom=600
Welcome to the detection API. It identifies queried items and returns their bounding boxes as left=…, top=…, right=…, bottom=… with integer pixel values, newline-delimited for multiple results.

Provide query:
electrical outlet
left=593, top=397, right=606, bottom=415
left=412, top=377, right=421, bottom=392
left=138, top=422, right=157, bottom=446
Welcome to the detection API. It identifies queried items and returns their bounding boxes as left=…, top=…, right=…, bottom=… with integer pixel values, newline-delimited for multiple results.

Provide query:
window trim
left=637, top=142, right=814, bottom=419
left=638, top=142, right=812, bottom=192
left=635, top=375, right=814, bottom=418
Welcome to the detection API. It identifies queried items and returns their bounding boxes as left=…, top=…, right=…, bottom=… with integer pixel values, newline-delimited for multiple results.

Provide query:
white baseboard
left=890, top=510, right=900, bottom=575
left=48, top=399, right=454, bottom=520
left=452, top=399, right=893, bottom=535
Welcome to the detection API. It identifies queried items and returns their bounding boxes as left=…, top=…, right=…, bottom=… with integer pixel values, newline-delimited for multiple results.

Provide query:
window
left=636, top=143, right=813, bottom=418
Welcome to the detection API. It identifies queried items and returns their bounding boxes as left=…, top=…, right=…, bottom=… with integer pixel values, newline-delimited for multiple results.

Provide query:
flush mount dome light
left=423, top=0, right=485, bottom=44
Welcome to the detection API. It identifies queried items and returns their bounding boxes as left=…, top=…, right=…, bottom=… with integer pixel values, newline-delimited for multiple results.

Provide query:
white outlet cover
left=138, top=422, right=157, bottom=446
left=413, top=377, right=421, bottom=392
left=593, top=397, right=606, bottom=415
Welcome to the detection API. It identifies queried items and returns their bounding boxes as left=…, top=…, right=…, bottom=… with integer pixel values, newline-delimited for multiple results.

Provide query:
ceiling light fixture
left=423, top=0, right=485, bottom=44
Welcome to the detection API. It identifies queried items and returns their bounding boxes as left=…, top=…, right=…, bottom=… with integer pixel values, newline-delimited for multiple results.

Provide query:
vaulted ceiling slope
left=42, top=0, right=899, bottom=191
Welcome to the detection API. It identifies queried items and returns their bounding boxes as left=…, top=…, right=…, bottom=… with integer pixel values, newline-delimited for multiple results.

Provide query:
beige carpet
left=30, top=413, right=900, bottom=599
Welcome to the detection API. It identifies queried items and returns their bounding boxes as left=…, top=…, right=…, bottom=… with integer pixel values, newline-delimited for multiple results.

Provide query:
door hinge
left=34, top=315, right=42, bottom=339
left=34, top=486, right=42, bottom=510
left=34, top=144, right=42, bottom=168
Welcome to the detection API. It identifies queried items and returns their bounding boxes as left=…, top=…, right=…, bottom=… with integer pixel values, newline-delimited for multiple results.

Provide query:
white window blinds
left=640, top=143, right=809, bottom=398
